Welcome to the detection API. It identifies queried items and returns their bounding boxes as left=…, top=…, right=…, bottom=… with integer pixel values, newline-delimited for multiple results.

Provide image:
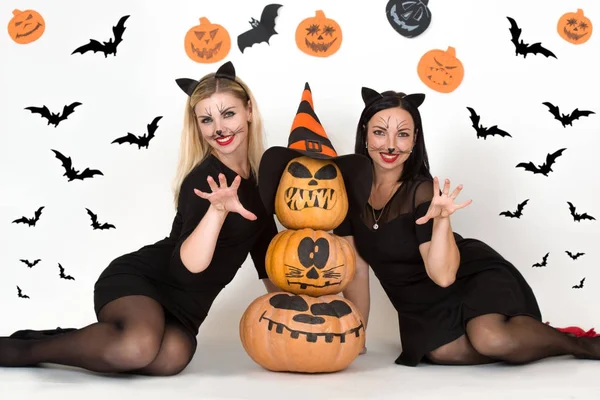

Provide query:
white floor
left=1, top=339, right=599, bottom=400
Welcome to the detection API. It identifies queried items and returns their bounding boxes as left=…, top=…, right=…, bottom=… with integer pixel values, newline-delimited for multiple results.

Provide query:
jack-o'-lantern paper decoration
left=258, top=83, right=372, bottom=230
left=7, top=9, right=45, bottom=44
left=557, top=9, right=592, bottom=45
left=266, top=228, right=356, bottom=296
left=417, top=46, right=464, bottom=93
left=385, top=0, right=432, bottom=38
left=184, top=17, right=231, bottom=63
left=295, top=10, right=342, bottom=57
left=240, top=292, right=365, bottom=373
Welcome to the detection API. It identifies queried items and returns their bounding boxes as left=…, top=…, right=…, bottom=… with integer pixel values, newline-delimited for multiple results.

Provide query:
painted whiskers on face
left=367, top=115, right=414, bottom=163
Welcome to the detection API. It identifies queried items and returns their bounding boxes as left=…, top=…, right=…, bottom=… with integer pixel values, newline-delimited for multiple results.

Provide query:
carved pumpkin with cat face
left=274, top=156, right=348, bottom=230
left=240, top=292, right=365, bottom=373
left=266, top=228, right=355, bottom=296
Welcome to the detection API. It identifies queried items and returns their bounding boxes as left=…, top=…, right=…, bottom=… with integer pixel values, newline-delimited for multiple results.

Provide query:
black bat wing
left=466, top=107, right=480, bottom=130
left=259, top=4, right=282, bottom=33
left=487, top=125, right=512, bottom=137
left=566, top=250, right=574, bottom=258
left=100, top=223, right=116, bottom=229
left=516, top=199, right=529, bottom=213
left=25, top=105, right=52, bottom=121
left=576, top=213, right=596, bottom=221
left=567, top=202, right=577, bottom=217
left=34, top=206, right=44, bottom=221
left=516, top=162, right=539, bottom=173
left=507, top=17, right=521, bottom=48
left=12, top=217, right=30, bottom=225
left=525, top=42, right=556, bottom=58
left=51, top=149, right=73, bottom=172
left=72, top=39, right=105, bottom=54
left=545, top=148, right=566, bottom=167
left=542, top=102, right=561, bottom=120
left=78, top=168, right=104, bottom=179
left=499, top=211, right=515, bottom=217
left=147, top=116, right=162, bottom=141
left=112, top=15, right=130, bottom=47
left=112, top=132, right=141, bottom=145
left=238, top=4, right=282, bottom=52
left=569, top=108, right=595, bottom=121
left=58, top=102, right=82, bottom=121
left=85, top=208, right=98, bottom=225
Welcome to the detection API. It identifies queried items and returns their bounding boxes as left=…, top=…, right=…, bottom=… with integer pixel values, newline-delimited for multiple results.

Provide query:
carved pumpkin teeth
left=259, top=314, right=364, bottom=342
left=190, top=41, right=222, bottom=59
left=284, top=187, right=336, bottom=210
left=304, top=37, right=337, bottom=53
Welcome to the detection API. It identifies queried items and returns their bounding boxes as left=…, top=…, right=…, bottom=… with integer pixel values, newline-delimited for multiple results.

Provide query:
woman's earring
left=365, top=142, right=368, bottom=149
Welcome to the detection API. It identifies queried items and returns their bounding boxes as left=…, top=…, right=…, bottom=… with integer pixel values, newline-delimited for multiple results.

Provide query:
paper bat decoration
left=238, top=4, right=282, bottom=53
left=532, top=252, right=548, bottom=268
left=515, top=148, right=566, bottom=176
left=12, top=206, right=44, bottom=227
left=51, top=149, right=103, bottom=181
left=499, top=199, right=528, bottom=218
left=542, top=102, right=595, bottom=128
left=572, top=277, right=585, bottom=289
left=20, top=259, right=41, bottom=268
left=467, top=107, right=511, bottom=139
left=58, top=263, right=75, bottom=281
left=86, top=208, right=115, bottom=230
left=565, top=251, right=585, bottom=260
left=507, top=16, right=556, bottom=59
left=24, top=102, right=81, bottom=127
left=111, top=116, right=162, bottom=149
left=567, top=201, right=596, bottom=222
left=17, top=286, right=30, bottom=299
left=72, top=15, right=129, bottom=57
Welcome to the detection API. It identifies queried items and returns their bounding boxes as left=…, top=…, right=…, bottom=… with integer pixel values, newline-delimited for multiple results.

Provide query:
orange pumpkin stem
left=314, top=10, right=326, bottom=18
left=446, top=46, right=456, bottom=56
left=575, top=9, right=584, bottom=16
left=199, top=17, right=210, bottom=24
left=12, top=9, right=22, bottom=15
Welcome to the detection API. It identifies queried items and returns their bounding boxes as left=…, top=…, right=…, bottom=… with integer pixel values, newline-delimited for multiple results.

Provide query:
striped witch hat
left=258, top=82, right=372, bottom=216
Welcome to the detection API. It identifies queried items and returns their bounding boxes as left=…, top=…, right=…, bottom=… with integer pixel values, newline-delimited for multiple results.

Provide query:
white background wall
left=1, top=0, right=598, bottom=350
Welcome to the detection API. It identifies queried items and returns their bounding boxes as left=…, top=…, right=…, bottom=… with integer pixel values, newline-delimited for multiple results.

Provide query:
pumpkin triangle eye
left=314, top=164, right=337, bottom=180
left=288, top=161, right=312, bottom=178
left=194, top=31, right=206, bottom=40
left=209, top=28, right=219, bottom=40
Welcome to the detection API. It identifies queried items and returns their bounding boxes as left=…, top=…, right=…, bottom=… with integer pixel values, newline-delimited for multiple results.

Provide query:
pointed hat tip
left=304, top=82, right=311, bottom=91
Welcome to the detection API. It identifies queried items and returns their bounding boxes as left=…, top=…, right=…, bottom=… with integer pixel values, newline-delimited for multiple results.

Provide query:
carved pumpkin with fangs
left=417, top=46, right=464, bottom=93
left=274, top=156, right=348, bottom=231
left=266, top=228, right=355, bottom=296
left=184, top=17, right=231, bottom=63
left=239, top=292, right=365, bottom=373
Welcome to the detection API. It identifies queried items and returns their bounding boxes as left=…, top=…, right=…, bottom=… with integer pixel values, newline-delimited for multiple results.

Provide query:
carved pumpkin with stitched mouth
left=240, top=292, right=365, bottom=373
left=8, top=9, right=45, bottom=44
left=184, top=17, right=231, bottom=63
left=274, top=156, right=348, bottom=230
left=266, top=228, right=356, bottom=296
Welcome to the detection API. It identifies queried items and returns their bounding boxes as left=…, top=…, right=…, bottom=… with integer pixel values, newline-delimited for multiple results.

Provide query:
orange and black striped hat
left=258, top=82, right=372, bottom=217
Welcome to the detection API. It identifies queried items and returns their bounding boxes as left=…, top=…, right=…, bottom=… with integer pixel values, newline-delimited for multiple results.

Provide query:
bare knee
left=103, top=324, right=163, bottom=370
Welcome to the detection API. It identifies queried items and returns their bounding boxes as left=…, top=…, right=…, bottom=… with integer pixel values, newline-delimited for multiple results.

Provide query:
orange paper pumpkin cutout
left=557, top=9, right=592, bottom=45
left=295, top=10, right=342, bottom=57
left=184, top=17, right=231, bottom=63
left=417, top=46, right=464, bottom=93
left=7, top=9, right=45, bottom=44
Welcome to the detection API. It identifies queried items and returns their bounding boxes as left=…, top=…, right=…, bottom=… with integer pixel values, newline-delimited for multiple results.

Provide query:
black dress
left=333, top=176, right=542, bottom=366
left=93, top=154, right=277, bottom=340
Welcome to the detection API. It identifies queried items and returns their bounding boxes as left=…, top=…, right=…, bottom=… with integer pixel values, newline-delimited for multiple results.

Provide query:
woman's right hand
left=194, top=173, right=257, bottom=221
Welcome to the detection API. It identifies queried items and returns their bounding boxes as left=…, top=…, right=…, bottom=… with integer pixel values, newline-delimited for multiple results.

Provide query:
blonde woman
left=0, top=61, right=280, bottom=376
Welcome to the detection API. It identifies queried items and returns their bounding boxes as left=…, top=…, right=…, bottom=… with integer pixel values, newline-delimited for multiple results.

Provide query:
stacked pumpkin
left=240, top=83, right=372, bottom=373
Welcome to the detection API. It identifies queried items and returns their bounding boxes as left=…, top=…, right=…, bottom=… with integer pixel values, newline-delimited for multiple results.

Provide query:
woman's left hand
left=415, top=177, right=472, bottom=225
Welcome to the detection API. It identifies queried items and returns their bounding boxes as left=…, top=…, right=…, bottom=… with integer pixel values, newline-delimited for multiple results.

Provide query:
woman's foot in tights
left=574, top=336, right=600, bottom=359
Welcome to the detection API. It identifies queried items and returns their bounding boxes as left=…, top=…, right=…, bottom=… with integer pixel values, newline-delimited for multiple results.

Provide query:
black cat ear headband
left=361, top=86, right=425, bottom=110
left=175, top=61, right=247, bottom=97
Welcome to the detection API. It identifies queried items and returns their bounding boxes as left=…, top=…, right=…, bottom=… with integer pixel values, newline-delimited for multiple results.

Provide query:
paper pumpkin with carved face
left=557, top=9, right=592, bottom=45
left=417, top=46, right=464, bottom=93
left=240, top=292, right=365, bottom=373
left=7, top=9, right=45, bottom=44
left=295, top=10, right=342, bottom=57
left=386, top=0, right=432, bottom=38
left=266, top=228, right=355, bottom=296
left=184, top=17, right=231, bottom=63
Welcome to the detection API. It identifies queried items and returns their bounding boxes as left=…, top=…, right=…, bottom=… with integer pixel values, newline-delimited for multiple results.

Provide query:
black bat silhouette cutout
left=58, top=263, right=75, bottom=281
left=542, top=102, right=595, bottom=128
left=572, top=277, right=585, bottom=289
left=499, top=199, right=529, bottom=218
left=72, top=15, right=129, bottom=57
left=467, top=107, right=512, bottom=139
left=516, top=148, right=566, bottom=176
left=51, top=149, right=103, bottom=181
left=507, top=17, right=556, bottom=58
left=565, top=251, right=585, bottom=260
left=20, top=259, right=41, bottom=268
left=17, top=286, right=30, bottom=299
left=12, top=206, right=44, bottom=227
left=567, top=201, right=596, bottom=222
left=238, top=4, right=282, bottom=53
left=532, top=252, right=548, bottom=268
left=85, top=208, right=115, bottom=230
left=24, top=102, right=82, bottom=127
left=112, top=116, right=162, bottom=149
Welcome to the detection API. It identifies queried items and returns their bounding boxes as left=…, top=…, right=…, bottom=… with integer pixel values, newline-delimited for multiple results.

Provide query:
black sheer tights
left=0, top=296, right=196, bottom=376
left=427, top=314, right=600, bottom=365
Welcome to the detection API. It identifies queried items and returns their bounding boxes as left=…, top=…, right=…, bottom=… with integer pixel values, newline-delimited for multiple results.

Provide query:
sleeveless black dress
left=333, top=176, right=542, bottom=366
left=93, top=154, right=277, bottom=340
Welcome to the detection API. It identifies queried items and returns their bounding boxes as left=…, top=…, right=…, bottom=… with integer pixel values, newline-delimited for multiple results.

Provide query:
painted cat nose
left=387, top=148, right=394, bottom=154
left=216, top=129, right=223, bottom=136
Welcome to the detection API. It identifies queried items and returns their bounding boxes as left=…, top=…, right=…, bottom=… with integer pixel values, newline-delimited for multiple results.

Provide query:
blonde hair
left=172, top=73, right=265, bottom=207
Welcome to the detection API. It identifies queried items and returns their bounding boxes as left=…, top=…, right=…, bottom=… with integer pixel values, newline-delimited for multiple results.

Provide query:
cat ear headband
left=361, top=86, right=425, bottom=110
left=175, top=61, right=247, bottom=97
